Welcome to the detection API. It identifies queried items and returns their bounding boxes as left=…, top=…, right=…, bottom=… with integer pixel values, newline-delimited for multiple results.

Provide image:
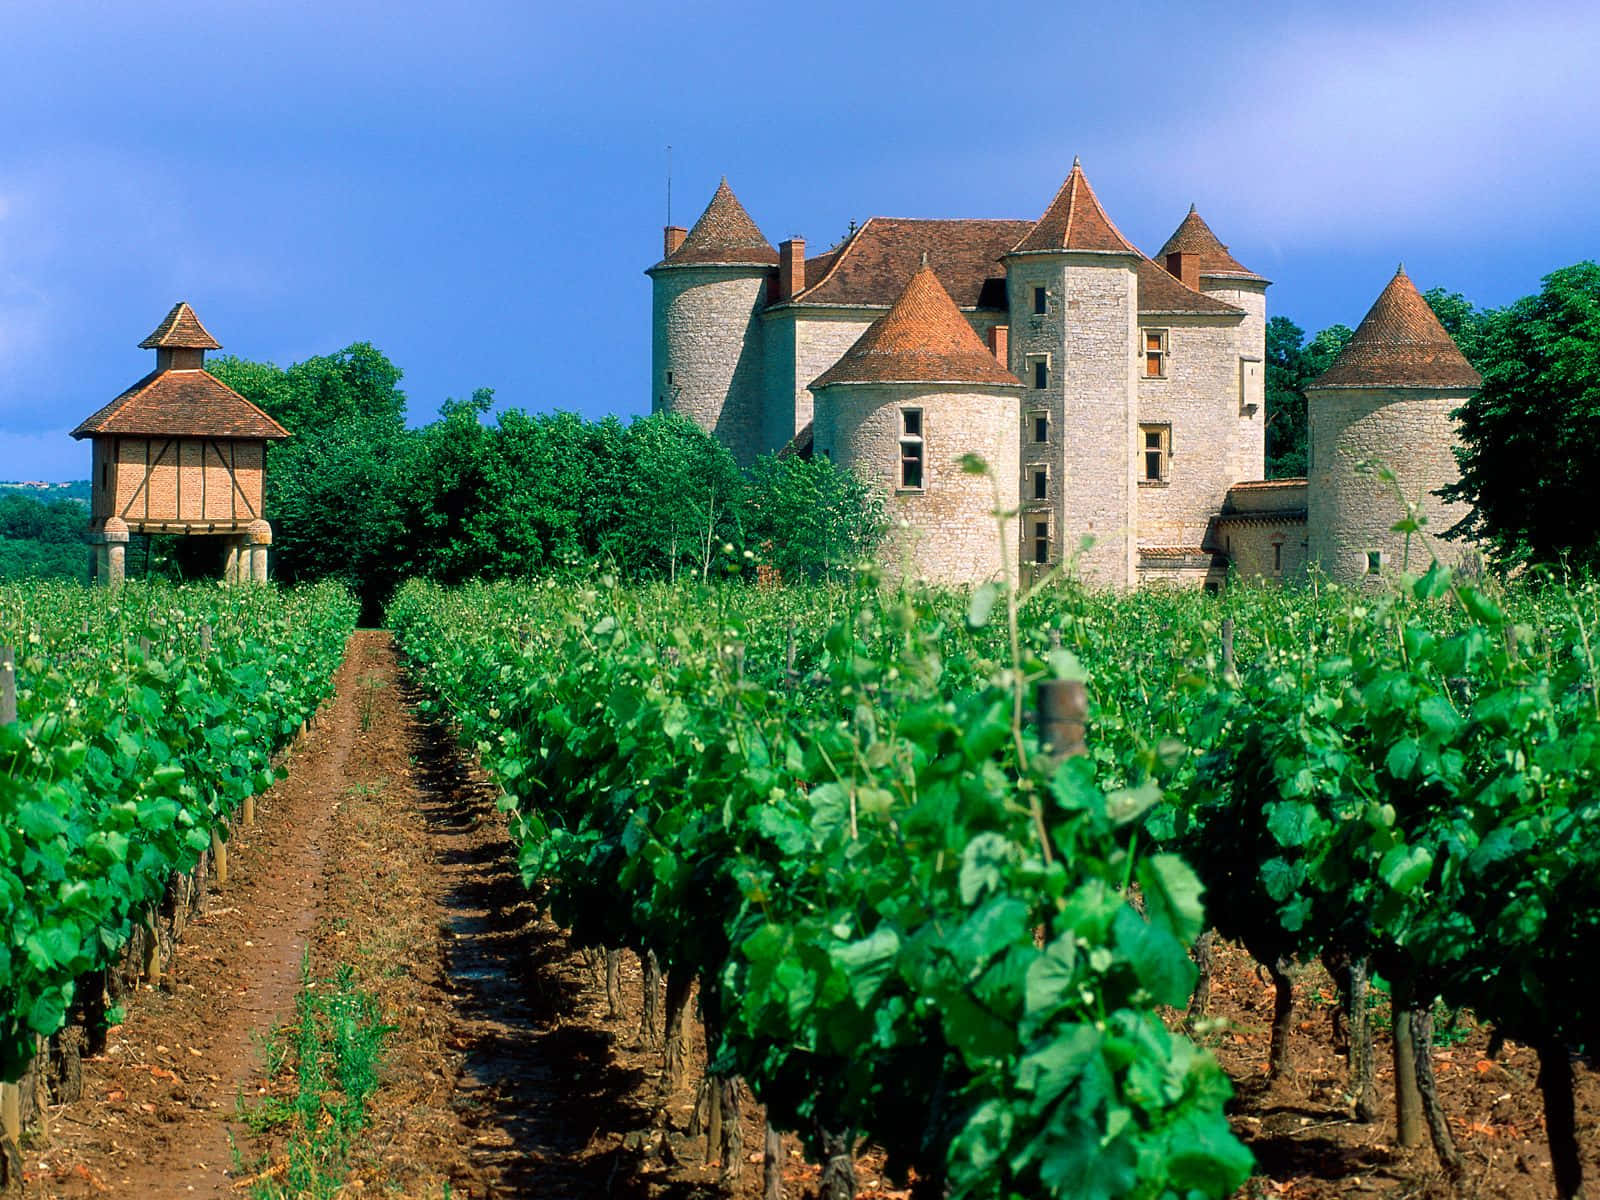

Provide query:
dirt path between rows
left=22, top=632, right=801, bottom=1200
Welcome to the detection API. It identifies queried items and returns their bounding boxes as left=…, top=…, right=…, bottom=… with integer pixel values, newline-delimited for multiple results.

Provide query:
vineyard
left=1, top=567, right=1597, bottom=1198
left=388, top=563, right=1600, bottom=1199
left=0, top=582, right=358, bottom=1184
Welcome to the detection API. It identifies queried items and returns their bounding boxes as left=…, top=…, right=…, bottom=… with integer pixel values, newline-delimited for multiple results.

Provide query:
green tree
left=608, top=414, right=746, bottom=581
left=1422, top=287, right=1491, bottom=367
left=1264, top=317, right=1310, bottom=477
left=210, top=343, right=413, bottom=614
left=1263, top=318, right=1351, bottom=478
left=211, top=342, right=407, bottom=437
left=745, top=453, right=885, bottom=581
left=1442, top=262, right=1600, bottom=573
left=0, top=495, right=91, bottom=581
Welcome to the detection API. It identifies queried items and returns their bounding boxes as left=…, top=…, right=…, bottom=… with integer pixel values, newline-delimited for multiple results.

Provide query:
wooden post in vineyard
left=1035, top=674, right=1087, bottom=766
left=1, top=647, right=22, bottom=1179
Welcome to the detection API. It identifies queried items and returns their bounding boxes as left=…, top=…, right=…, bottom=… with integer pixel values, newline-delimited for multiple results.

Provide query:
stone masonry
left=649, top=171, right=1481, bottom=590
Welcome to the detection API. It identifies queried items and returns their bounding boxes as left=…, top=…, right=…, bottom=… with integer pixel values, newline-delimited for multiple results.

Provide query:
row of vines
left=0, top=581, right=359, bottom=1092
left=391, top=563, right=1600, bottom=1199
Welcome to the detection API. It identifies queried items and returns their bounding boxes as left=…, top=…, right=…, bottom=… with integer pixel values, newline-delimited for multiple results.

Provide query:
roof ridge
left=810, top=265, right=1021, bottom=389
left=794, top=218, right=869, bottom=299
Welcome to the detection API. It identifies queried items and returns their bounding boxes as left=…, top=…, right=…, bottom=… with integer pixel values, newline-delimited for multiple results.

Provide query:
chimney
left=1166, top=251, right=1201, bottom=291
left=779, top=237, right=806, bottom=300
left=987, top=324, right=1009, bottom=366
left=663, top=226, right=687, bottom=257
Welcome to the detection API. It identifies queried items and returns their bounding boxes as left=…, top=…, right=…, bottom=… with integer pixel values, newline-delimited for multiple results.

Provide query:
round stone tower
left=646, top=178, right=777, bottom=466
left=811, top=264, right=1021, bottom=585
left=1305, top=266, right=1481, bottom=585
left=1155, top=205, right=1270, bottom=483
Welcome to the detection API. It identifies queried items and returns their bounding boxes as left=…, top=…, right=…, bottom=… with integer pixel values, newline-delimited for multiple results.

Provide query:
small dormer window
left=1033, top=286, right=1047, bottom=315
left=899, top=408, right=924, bottom=490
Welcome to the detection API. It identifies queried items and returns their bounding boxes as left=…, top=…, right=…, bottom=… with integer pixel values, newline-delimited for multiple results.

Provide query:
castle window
left=1272, top=540, right=1283, bottom=574
left=1031, top=465, right=1048, bottom=500
left=1033, top=286, right=1047, bottom=315
left=899, top=408, right=924, bottom=490
left=1033, top=518, right=1050, bottom=565
left=1139, top=424, right=1170, bottom=483
left=1031, top=411, right=1049, bottom=444
left=1027, top=354, right=1050, bottom=390
left=1144, top=329, right=1168, bottom=378
left=1366, top=550, right=1382, bottom=575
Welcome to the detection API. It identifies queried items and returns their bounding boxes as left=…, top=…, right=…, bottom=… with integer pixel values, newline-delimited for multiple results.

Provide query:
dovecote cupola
left=71, top=303, right=291, bottom=586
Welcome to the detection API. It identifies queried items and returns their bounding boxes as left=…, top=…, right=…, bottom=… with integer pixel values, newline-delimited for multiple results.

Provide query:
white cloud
left=1119, top=3, right=1600, bottom=247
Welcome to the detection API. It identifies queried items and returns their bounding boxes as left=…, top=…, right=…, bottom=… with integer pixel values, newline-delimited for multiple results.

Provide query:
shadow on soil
left=402, top=680, right=713, bottom=1197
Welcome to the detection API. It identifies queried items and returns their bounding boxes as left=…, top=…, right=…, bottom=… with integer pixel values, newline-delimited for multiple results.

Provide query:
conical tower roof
left=1308, top=267, right=1482, bottom=390
left=811, top=264, right=1021, bottom=388
left=658, top=178, right=778, bottom=267
left=1156, top=205, right=1262, bottom=280
left=1011, top=159, right=1139, bottom=256
left=138, top=301, right=221, bottom=350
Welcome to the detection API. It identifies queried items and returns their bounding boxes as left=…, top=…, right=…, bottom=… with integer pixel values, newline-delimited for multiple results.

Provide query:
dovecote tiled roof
left=139, top=301, right=222, bottom=350
left=811, top=265, right=1022, bottom=389
left=1308, top=268, right=1482, bottom=390
left=1135, top=258, right=1243, bottom=317
left=792, top=218, right=1031, bottom=310
left=72, top=370, right=292, bottom=440
left=1156, top=206, right=1264, bottom=281
left=655, top=179, right=778, bottom=267
left=1011, top=160, right=1140, bottom=256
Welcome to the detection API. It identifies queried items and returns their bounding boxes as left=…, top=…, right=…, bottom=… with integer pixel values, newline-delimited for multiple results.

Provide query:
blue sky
left=2, top=0, right=1597, bottom=480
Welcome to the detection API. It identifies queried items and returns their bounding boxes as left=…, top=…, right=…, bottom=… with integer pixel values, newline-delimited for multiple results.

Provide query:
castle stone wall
left=1136, top=314, right=1243, bottom=550
left=815, top=381, right=1020, bottom=586
left=792, top=312, right=874, bottom=442
left=652, top=264, right=770, bottom=465
left=1219, top=518, right=1309, bottom=583
left=1202, top=279, right=1268, bottom=485
left=1307, top=386, right=1473, bottom=585
left=1008, top=253, right=1138, bottom=588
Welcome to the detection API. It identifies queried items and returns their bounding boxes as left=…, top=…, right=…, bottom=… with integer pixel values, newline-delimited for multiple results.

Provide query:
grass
left=232, top=952, right=394, bottom=1199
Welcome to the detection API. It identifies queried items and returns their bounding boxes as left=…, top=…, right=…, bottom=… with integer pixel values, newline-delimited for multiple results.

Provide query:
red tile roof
left=792, top=218, right=1030, bottom=310
left=72, top=370, right=291, bottom=440
left=1135, top=258, right=1243, bottom=316
left=1155, top=207, right=1263, bottom=281
left=1308, top=268, right=1482, bottom=390
left=1011, top=160, right=1139, bottom=256
left=811, top=265, right=1022, bottom=389
left=139, top=301, right=222, bottom=350
left=655, top=179, right=778, bottom=267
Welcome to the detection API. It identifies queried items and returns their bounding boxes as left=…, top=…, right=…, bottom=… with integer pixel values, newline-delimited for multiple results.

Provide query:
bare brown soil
left=1209, top=943, right=1599, bottom=1199
left=10, top=630, right=1596, bottom=1199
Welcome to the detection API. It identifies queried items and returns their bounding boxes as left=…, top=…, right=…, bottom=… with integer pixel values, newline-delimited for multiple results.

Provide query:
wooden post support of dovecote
left=70, top=303, right=291, bottom=586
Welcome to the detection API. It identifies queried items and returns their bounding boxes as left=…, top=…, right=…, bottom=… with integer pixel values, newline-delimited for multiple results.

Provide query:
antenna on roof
left=666, top=145, right=673, bottom=226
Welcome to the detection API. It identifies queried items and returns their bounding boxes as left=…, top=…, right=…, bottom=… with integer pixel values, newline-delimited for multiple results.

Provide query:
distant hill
left=0, top=480, right=91, bottom=503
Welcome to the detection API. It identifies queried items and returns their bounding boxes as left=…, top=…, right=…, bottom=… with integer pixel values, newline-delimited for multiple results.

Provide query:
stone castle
left=647, top=161, right=1480, bottom=589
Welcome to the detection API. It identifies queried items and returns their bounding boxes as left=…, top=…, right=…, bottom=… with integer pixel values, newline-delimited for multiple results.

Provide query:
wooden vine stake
left=211, top=827, right=228, bottom=887
left=1, top=647, right=22, bottom=1178
left=1035, top=675, right=1088, bottom=767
